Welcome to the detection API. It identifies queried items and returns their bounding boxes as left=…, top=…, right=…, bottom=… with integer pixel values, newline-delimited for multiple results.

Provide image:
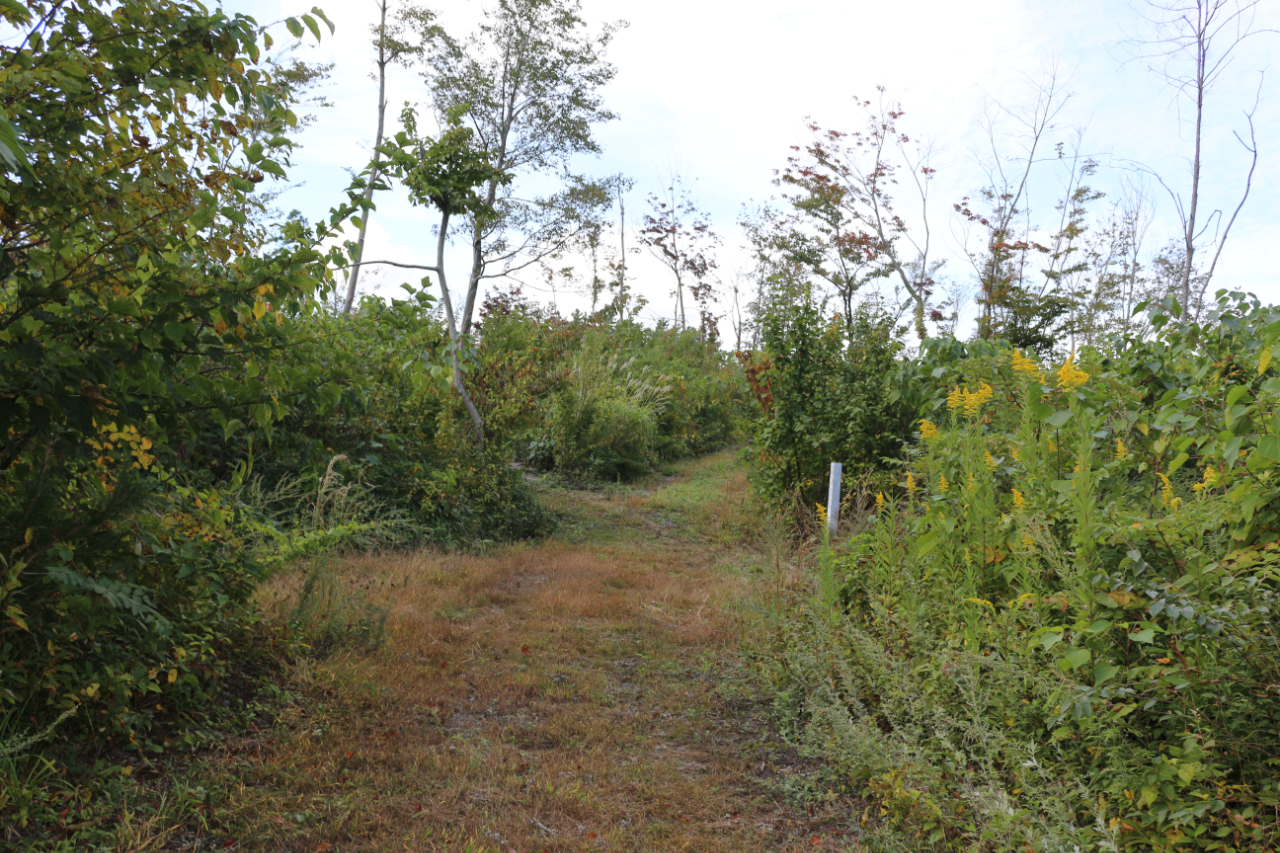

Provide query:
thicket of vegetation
left=0, top=0, right=743, bottom=843
left=749, top=293, right=1280, bottom=851
left=3, top=0, right=1278, bottom=850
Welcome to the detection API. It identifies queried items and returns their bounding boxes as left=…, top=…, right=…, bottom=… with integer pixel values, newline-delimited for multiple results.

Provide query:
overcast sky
left=224, top=0, right=1280, bottom=331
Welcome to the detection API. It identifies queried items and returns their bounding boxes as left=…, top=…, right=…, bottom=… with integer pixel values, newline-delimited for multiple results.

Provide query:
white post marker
left=826, top=462, right=842, bottom=540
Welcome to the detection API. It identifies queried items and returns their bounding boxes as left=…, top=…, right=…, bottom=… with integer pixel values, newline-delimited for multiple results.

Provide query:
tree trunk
left=433, top=209, right=485, bottom=447
left=343, top=0, right=391, bottom=315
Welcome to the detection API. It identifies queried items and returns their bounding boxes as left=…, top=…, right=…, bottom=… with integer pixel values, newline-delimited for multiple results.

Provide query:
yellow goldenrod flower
left=919, top=419, right=940, bottom=440
left=1073, top=458, right=1084, bottom=475
left=905, top=472, right=918, bottom=493
left=1012, top=489, right=1026, bottom=510
left=1056, top=353, right=1089, bottom=391
left=938, top=474, right=949, bottom=493
left=1158, top=473, right=1176, bottom=509
left=1116, top=438, right=1129, bottom=461
left=1048, top=438, right=1057, bottom=452
left=1192, top=465, right=1218, bottom=494
left=964, top=382, right=994, bottom=419
left=1010, top=445, right=1020, bottom=461
left=875, top=492, right=886, bottom=513
left=1022, top=534, right=1035, bottom=550
left=946, top=385, right=965, bottom=412
left=1012, top=348, right=1046, bottom=383
left=967, top=472, right=977, bottom=494
left=815, top=503, right=828, bottom=528
left=984, top=450, right=997, bottom=471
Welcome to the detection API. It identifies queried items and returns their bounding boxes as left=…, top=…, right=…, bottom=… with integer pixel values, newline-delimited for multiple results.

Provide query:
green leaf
left=1226, top=384, right=1251, bottom=408
left=1063, top=647, right=1091, bottom=670
left=1093, top=662, right=1120, bottom=684
left=286, top=17, right=305, bottom=38
left=301, top=14, right=323, bottom=43
left=1129, top=628, right=1156, bottom=643
left=220, top=206, right=247, bottom=225
left=1257, top=435, right=1280, bottom=463
left=258, top=159, right=287, bottom=179
left=223, top=418, right=244, bottom=440
left=1168, top=452, right=1189, bottom=474
left=0, top=0, right=33, bottom=25
left=1045, top=409, right=1072, bottom=428
left=189, top=205, right=216, bottom=229
left=311, top=7, right=337, bottom=34
left=1039, top=631, right=1064, bottom=651
left=0, top=105, right=30, bottom=172
left=163, top=322, right=187, bottom=343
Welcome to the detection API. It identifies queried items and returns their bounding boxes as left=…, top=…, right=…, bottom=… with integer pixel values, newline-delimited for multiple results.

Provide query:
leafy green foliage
left=760, top=293, right=1280, bottom=850
left=742, top=283, right=917, bottom=510
left=0, top=0, right=351, bottom=747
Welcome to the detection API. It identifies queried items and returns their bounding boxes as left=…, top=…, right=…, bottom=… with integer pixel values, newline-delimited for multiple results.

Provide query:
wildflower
left=1056, top=353, right=1089, bottom=391
left=946, top=386, right=965, bottom=412
left=1192, top=465, right=1218, bottom=494
left=1116, top=438, right=1129, bottom=461
left=1012, top=489, right=1026, bottom=510
left=905, top=472, right=918, bottom=493
left=875, top=492, right=886, bottom=513
left=1073, top=458, right=1084, bottom=475
left=1012, top=348, right=1045, bottom=383
left=938, top=474, right=949, bottom=493
left=1048, top=438, right=1057, bottom=452
left=919, top=419, right=940, bottom=440
left=1010, top=445, right=1020, bottom=461
left=1158, top=473, right=1178, bottom=510
left=815, top=503, right=828, bottom=528
left=1022, top=534, right=1035, bottom=550
left=984, top=450, right=998, bottom=471
left=964, top=382, right=994, bottom=419
left=967, top=472, right=977, bottom=494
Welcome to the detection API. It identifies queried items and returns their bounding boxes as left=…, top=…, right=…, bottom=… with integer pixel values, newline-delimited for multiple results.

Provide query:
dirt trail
left=226, top=452, right=860, bottom=852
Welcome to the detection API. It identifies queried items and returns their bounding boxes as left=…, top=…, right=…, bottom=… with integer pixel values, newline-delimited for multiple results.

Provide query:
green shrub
left=743, top=288, right=917, bottom=513
left=761, top=292, right=1280, bottom=851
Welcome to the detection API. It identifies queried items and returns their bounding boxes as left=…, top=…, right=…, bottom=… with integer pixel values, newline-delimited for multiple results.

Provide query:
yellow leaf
left=1260, top=346, right=1274, bottom=376
left=168, top=668, right=177, bottom=684
left=1136, top=422, right=1149, bottom=436
left=253, top=299, right=268, bottom=321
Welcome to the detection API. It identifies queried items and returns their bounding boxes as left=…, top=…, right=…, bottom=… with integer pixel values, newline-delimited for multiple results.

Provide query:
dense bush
left=760, top=292, right=1280, bottom=851
left=472, top=290, right=750, bottom=481
left=741, top=286, right=919, bottom=511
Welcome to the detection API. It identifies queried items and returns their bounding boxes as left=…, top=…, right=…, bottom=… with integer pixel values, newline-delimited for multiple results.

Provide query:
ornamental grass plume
left=1056, top=353, right=1089, bottom=391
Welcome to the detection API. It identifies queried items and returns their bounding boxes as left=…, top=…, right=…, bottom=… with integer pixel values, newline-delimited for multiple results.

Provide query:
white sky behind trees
left=228, top=0, right=1280, bottom=333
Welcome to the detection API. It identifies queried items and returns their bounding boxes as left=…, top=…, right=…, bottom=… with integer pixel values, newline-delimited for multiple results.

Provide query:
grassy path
left=208, top=451, right=860, bottom=852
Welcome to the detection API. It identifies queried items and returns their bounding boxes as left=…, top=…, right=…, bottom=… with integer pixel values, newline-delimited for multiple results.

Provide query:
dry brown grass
left=193, top=451, right=865, bottom=852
